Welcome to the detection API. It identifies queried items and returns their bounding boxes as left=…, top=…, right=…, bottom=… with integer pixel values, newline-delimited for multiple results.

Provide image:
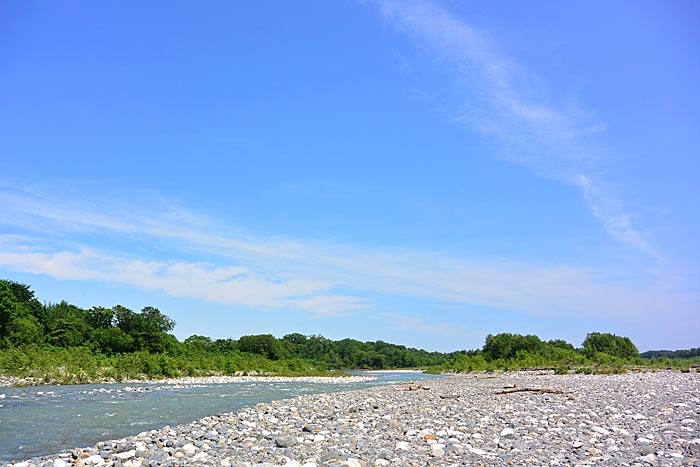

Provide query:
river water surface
left=0, top=371, right=437, bottom=463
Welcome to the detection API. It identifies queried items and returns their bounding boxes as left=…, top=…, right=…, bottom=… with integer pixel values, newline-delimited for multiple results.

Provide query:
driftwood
left=439, top=394, right=460, bottom=399
left=496, top=387, right=569, bottom=395
left=405, top=383, right=431, bottom=391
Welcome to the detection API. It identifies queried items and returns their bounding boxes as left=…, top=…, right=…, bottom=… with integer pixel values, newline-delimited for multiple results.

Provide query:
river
left=0, top=371, right=437, bottom=463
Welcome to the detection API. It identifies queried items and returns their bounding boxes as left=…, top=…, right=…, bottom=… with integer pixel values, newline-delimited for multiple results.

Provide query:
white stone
left=313, top=434, right=325, bottom=442
left=395, top=441, right=410, bottom=450
left=344, top=459, right=361, bottom=467
left=591, top=426, right=610, bottom=436
left=430, top=444, right=445, bottom=457
left=86, top=455, right=104, bottom=465
left=500, top=428, right=515, bottom=438
left=117, top=450, right=136, bottom=460
left=192, top=452, right=208, bottom=461
left=469, top=448, right=488, bottom=456
left=54, top=459, right=67, bottom=467
left=182, top=443, right=197, bottom=453
left=374, top=460, right=390, bottom=467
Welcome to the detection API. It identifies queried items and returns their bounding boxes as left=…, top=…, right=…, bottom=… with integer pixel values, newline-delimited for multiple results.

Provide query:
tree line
left=1, top=279, right=696, bottom=384
left=0, top=280, right=452, bottom=382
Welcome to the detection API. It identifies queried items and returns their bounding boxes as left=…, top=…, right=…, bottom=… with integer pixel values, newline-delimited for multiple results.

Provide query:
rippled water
left=0, top=372, right=437, bottom=463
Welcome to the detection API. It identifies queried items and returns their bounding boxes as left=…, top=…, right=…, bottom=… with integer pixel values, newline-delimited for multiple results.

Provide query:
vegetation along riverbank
left=1, top=279, right=698, bottom=386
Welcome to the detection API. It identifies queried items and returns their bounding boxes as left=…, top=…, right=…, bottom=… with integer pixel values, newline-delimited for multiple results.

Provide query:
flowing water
left=0, top=372, right=437, bottom=463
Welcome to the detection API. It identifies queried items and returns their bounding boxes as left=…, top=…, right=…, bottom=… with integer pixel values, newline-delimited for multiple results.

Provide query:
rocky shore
left=5, top=371, right=699, bottom=467
left=0, top=374, right=375, bottom=388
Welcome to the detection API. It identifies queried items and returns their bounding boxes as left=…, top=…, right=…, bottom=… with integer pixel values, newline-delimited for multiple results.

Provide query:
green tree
left=44, top=301, right=89, bottom=347
left=86, top=306, right=114, bottom=329
left=184, top=335, right=213, bottom=352
left=239, top=334, right=287, bottom=360
left=6, top=315, right=43, bottom=346
left=139, top=306, right=176, bottom=353
left=582, top=332, right=639, bottom=359
left=483, top=333, right=544, bottom=360
left=89, top=327, right=136, bottom=354
left=0, top=281, right=17, bottom=343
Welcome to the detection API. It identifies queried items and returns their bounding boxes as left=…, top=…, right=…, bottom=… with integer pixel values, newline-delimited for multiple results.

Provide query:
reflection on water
left=0, top=371, right=437, bottom=463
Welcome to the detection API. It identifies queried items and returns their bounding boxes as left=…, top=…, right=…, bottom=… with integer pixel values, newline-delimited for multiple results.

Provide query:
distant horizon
left=1, top=1, right=698, bottom=353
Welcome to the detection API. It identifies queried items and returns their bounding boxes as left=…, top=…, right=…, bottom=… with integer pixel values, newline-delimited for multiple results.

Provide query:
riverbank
left=0, top=373, right=377, bottom=388
left=5, top=371, right=699, bottom=466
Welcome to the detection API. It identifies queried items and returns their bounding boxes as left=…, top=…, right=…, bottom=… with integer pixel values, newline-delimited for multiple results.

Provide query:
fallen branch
left=496, top=387, right=569, bottom=395
left=404, top=384, right=431, bottom=391
left=439, top=394, right=460, bottom=399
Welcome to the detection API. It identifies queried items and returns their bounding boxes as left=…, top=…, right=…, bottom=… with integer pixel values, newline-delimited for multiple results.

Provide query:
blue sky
left=1, top=0, right=698, bottom=352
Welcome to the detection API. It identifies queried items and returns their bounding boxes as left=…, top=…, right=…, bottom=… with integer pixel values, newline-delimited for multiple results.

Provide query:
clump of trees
left=581, top=331, right=638, bottom=359
left=1, top=279, right=696, bottom=384
left=640, top=348, right=700, bottom=359
left=0, top=280, right=175, bottom=354
left=429, top=330, right=697, bottom=374
left=0, top=280, right=453, bottom=383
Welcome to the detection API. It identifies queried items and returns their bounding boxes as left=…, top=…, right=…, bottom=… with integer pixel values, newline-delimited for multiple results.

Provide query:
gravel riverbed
left=5, top=371, right=699, bottom=467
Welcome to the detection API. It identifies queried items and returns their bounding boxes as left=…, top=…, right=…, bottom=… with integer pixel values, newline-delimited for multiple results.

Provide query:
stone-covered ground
left=6, top=371, right=700, bottom=467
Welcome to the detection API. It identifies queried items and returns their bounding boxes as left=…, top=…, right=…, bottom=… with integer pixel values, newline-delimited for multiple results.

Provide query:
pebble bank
left=4, top=371, right=699, bottom=467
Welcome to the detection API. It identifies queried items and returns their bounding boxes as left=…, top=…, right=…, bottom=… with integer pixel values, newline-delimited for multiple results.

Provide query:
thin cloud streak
left=381, top=312, right=481, bottom=340
left=374, top=0, right=658, bottom=258
left=0, top=246, right=367, bottom=317
left=0, top=188, right=687, bottom=321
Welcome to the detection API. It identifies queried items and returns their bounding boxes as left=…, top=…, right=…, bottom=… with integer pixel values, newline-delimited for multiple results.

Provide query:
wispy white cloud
left=0, top=187, right=688, bottom=321
left=381, top=312, right=480, bottom=339
left=0, top=244, right=367, bottom=317
left=575, top=175, right=660, bottom=259
left=373, top=0, right=658, bottom=258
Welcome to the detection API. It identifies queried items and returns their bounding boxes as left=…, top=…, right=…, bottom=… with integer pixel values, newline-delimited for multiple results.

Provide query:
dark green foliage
left=483, top=333, right=544, bottom=360
left=0, top=279, right=456, bottom=383
left=1, top=280, right=46, bottom=347
left=640, top=348, right=700, bottom=359
left=582, top=332, right=639, bottom=359
left=429, top=332, right=646, bottom=374
left=0, top=281, right=177, bottom=356
left=2, top=279, right=693, bottom=383
left=238, top=334, right=289, bottom=360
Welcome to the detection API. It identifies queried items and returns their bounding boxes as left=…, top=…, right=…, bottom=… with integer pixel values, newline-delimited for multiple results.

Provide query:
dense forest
left=0, top=279, right=453, bottom=383
left=640, top=348, right=700, bottom=359
left=1, top=279, right=697, bottom=385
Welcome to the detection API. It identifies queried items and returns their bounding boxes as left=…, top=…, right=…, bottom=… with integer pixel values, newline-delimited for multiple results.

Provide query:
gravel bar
left=5, top=371, right=699, bottom=467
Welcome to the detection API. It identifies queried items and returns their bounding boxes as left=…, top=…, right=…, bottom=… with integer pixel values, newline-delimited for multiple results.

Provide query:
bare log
left=496, top=387, right=569, bottom=395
